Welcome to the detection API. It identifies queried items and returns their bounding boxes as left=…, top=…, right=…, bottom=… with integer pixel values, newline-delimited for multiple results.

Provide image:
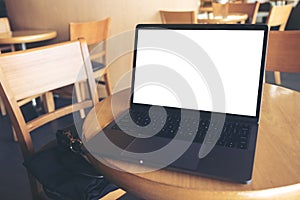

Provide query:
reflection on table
left=83, top=83, right=300, bottom=200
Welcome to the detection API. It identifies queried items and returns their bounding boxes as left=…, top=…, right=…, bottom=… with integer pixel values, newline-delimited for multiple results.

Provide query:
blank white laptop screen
left=133, top=29, right=265, bottom=117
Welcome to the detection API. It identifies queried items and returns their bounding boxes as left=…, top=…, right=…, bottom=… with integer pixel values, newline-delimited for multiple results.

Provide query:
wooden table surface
left=199, top=6, right=213, bottom=13
left=198, top=13, right=248, bottom=24
left=0, top=30, right=57, bottom=44
left=83, top=83, right=300, bottom=200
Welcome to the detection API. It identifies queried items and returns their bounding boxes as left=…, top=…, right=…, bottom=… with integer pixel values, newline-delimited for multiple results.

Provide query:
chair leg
left=27, top=172, right=43, bottom=200
left=74, top=82, right=86, bottom=118
left=104, top=72, right=113, bottom=96
left=1, top=96, right=19, bottom=142
left=101, top=189, right=126, bottom=200
left=12, top=126, right=18, bottom=142
left=0, top=96, right=6, bottom=116
left=42, top=92, right=55, bottom=113
left=274, top=71, right=281, bottom=85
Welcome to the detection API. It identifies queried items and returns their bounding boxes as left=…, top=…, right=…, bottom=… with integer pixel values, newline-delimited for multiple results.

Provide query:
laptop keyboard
left=111, top=110, right=251, bottom=150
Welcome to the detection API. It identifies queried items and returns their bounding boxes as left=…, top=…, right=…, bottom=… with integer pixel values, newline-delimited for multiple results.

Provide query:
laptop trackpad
left=124, top=137, right=200, bottom=170
left=171, top=143, right=201, bottom=170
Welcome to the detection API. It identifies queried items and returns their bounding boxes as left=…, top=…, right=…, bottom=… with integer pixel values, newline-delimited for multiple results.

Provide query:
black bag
left=24, top=125, right=118, bottom=200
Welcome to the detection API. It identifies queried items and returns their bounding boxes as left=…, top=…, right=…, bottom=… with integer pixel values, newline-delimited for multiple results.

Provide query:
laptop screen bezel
left=130, top=24, right=269, bottom=122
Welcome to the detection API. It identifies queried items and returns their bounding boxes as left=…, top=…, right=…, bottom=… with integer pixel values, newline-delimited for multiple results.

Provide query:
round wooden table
left=0, top=30, right=57, bottom=50
left=83, top=84, right=300, bottom=200
left=198, top=13, right=248, bottom=24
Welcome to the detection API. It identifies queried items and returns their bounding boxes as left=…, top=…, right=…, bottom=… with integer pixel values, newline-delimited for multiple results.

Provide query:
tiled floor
left=0, top=73, right=299, bottom=200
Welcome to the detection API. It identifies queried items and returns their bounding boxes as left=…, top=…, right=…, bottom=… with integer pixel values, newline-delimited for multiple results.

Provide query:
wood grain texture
left=160, top=10, right=198, bottom=24
left=228, top=2, right=260, bottom=24
left=0, top=17, right=10, bottom=33
left=197, top=13, right=248, bottom=24
left=266, top=31, right=300, bottom=73
left=266, top=5, right=293, bottom=85
left=70, top=18, right=110, bottom=46
left=266, top=4, right=293, bottom=31
left=0, top=30, right=57, bottom=44
left=83, top=84, right=300, bottom=199
left=0, top=42, right=87, bottom=100
left=0, top=17, right=15, bottom=51
left=70, top=17, right=112, bottom=96
left=212, top=3, right=229, bottom=18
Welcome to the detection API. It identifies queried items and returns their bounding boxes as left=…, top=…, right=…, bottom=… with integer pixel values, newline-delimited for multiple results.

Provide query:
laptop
left=86, top=24, right=268, bottom=184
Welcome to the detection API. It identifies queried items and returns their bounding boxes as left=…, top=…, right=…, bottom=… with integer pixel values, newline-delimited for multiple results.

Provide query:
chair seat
left=91, top=61, right=105, bottom=72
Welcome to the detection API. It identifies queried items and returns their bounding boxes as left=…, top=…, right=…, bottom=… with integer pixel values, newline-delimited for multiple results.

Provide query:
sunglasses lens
left=70, top=139, right=83, bottom=153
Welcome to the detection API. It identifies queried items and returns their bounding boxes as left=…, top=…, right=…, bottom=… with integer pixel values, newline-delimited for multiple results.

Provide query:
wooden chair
left=160, top=10, right=198, bottom=24
left=70, top=17, right=112, bottom=96
left=266, top=4, right=293, bottom=31
left=0, top=39, right=103, bottom=199
left=0, top=17, right=15, bottom=53
left=199, top=0, right=213, bottom=14
left=266, top=4, right=293, bottom=84
left=266, top=31, right=300, bottom=86
left=0, top=17, right=15, bottom=116
left=212, top=2, right=229, bottom=18
left=0, top=18, right=54, bottom=118
left=228, top=2, right=260, bottom=24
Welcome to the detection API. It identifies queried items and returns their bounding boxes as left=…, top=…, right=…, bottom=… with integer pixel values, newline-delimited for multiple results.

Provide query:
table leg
left=21, top=43, right=26, bottom=50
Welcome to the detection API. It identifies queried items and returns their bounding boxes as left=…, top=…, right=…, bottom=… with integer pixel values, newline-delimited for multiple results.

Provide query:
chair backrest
left=70, top=18, right=110, bottom=46
left=160, top=10, right=197, bottom=24
left=266, top=31, right=300, bottom=73
left=0, top=17, right=11, bottom=33
left=70, top=18, right=112, bottom=95
left=212, top=2, right=229, bottom=18
left=228, top=2, right=260, bottom=24
left=0, top=39, right=99, bottom=158
left=266, top=4, right=293, bottom=31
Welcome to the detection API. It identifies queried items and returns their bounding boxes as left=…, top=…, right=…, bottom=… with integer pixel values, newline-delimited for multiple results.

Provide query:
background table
left=0, top=30, right=57, bottom=50
left=83, top=83, right=300, bottom=199
left=198, top=13, right=248, bottom=24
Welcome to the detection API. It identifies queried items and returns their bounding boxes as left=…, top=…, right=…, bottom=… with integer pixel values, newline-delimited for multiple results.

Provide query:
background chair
left=70, top=17, right=112, bottom=97
left=266, top=4, right=293, bottom=84
left=212, top=2, right=229, bottom=18
left=0, top=39, right=106, bottom=199
left=228, top=2, right=260, bottom=24
left=266, top=31, right=300, bottom=87
left=199, top=0, right=213, bottom=15
left=266, top=4, right=293, bottom=31
left=0, top=17, right=15, bottom=53
left=0, top=17, right=14, bottom=116
left=160, top=10, right=197, bottom=24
